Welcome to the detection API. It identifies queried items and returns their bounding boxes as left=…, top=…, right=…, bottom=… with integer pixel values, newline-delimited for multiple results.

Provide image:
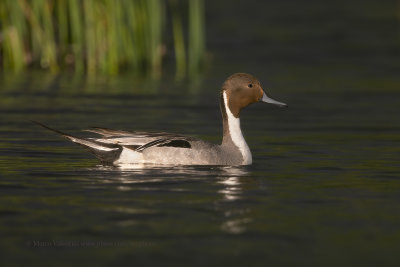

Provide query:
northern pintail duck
left=36, top=73, right=287, bottom=166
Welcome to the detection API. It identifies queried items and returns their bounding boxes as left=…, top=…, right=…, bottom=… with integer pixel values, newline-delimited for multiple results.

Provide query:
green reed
left=0, top=0, right=205, bottom=77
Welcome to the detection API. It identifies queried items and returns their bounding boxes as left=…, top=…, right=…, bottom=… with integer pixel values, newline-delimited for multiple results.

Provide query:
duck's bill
left=261, top=92, right=287, bottom=107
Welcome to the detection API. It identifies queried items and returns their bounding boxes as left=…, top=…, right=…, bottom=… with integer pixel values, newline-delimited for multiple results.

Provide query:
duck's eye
left=248, top=84, right=253, bottom=88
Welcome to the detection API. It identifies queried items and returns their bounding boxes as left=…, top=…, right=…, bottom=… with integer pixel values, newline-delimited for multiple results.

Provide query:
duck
left=35, top=73, right=287, bottom=166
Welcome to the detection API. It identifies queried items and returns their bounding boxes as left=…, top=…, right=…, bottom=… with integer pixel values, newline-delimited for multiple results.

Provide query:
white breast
left=223, top=92, right=252, bottom=165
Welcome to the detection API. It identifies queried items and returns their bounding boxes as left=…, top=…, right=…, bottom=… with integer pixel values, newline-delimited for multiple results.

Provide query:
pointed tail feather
left=83, top=127, right=133, bottom=137
left=33, top=121, right=122, bottom=163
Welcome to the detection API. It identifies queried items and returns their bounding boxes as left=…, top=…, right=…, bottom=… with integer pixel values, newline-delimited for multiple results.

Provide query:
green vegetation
left=0, top=0, right=205, bottom=78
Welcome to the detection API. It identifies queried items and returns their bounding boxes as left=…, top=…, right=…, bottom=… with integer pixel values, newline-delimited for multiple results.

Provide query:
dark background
left=205, top=0, right=399, bottom=93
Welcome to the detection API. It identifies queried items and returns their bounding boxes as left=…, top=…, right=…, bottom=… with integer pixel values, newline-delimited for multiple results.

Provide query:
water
left=1, top=0, right=400, bottom=265
left=0, top=72, right=399, bottom=266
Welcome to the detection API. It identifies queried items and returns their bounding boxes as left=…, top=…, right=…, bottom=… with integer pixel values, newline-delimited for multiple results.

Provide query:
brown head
left=221, top=73, right=287, bottom=118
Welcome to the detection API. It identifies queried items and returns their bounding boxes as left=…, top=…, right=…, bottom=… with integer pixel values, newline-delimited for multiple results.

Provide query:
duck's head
left=221, top=73, right=287, bottom=117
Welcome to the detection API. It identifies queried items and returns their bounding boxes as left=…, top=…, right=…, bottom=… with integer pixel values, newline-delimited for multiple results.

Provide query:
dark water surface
left=2, top=0, right=400, bottom=265
left=0, top=72, right=399, bottom=266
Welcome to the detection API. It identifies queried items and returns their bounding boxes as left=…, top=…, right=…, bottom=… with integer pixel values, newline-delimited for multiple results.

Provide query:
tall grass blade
left=188, top=0, right=205, bottom=77
left=169, top=0, right=186, bottom=80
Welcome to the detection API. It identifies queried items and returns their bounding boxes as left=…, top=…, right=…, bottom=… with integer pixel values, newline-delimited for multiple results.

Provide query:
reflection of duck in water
left=36, top=73, right=286, bottom=166
left=217, top=166, right=249, bottom=201
left=217, top=167, right=252, bottom=234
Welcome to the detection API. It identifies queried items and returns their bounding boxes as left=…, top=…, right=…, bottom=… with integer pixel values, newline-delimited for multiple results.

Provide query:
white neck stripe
left=223, top=91, right=252, bottom=165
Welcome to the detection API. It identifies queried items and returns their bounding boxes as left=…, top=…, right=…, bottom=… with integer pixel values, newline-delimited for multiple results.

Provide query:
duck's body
left=36, top=73, right=286, bottom=166
left=116, top=138, right=243, bottom=166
